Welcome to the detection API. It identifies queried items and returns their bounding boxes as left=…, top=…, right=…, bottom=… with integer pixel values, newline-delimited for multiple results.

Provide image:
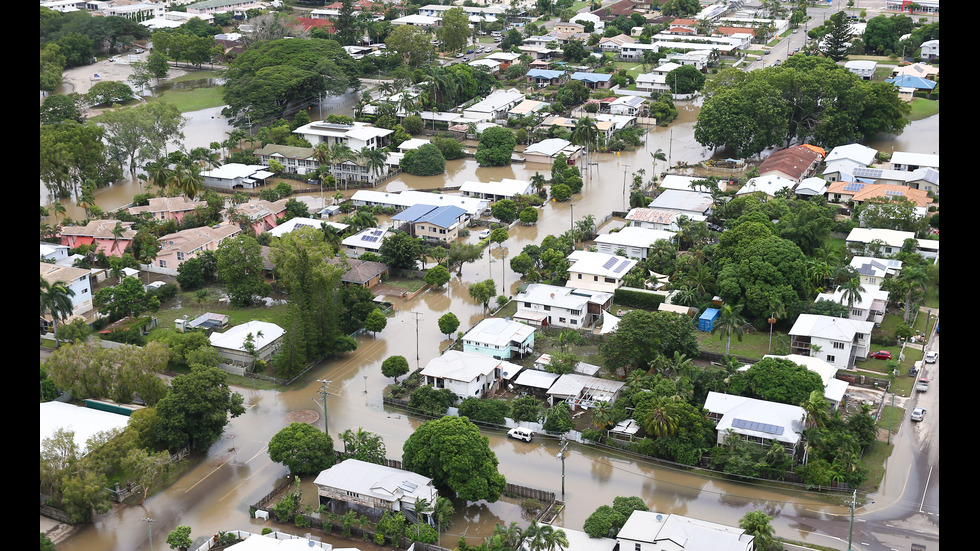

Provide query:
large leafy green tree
left=729, top=357, right=824, bottom=406
left=40, top=121, right=119, bottom=199
left=739, top=510, right=779, bottom=551
left=340, top=427, right=387, bottom=464
left=268, top=423, right=337, bottom=474
left=599, top=311, right=699, bottom=375
left=441, top=7, right=470, bottom=52
left=821, top=11, right=853, bottom=61
left=379, top=231, right=422, bottom=270
left=402, top=416, right=506, bottom=502
left=155, top=365, right=246, bottom=451
left=222, top=38, right=359, bottom=126
left=475, top=127, right=516, bottom=167
left=217, top=235, right=269, bottom=307
left=401, top=143, right=446, bottom=176
left=385, top=25, right=436, bottom=68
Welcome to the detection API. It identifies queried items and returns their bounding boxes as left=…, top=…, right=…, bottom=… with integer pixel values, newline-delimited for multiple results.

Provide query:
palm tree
left=800, top=389, right=829, bottom=430
left=181, top=163, right=205, bottom=200
left=530, top=172, right=547, bottom=195
left=738, top=511, right=777, bottom=551
left=570, top=117, right=598, bottom=176
left=359, top=147, right=388, bottom=185
left=838, top=269, right=865, bottom=307
left=712, top=304, right=749, bottom=357
left=650, top=148, right=666, bottom=183
left=147, top=158, right=173, bottom=194
left=642, top=397, right=680, bottom=438
left=891, top=265, right=929, bottom=324
left=40, top=275, right=76, bottom=347
left=491, top=522, right=523, bottom=550
left=591, top=400, right=613, bottom=429
left=330, top=143, right=356, bottom=190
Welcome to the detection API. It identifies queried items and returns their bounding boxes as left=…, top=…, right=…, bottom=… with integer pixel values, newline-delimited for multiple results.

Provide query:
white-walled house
left=815, top=284, right=889, bottom=325
left=565, top=251, right=637, bottom=293
left=789, top=314, right=875, bottom=369
left=40, top=262, right=94, bottom=330
left=616, top=510, right=754, bottom=551
left=420, top=351, right=519, bottom=400
left=703, top=392, right=805, bottom=455
left=594, top=226, right=676, bottom=259
left=461, top=318, right=535, bottom=360
left=514, top=284, right=613, bottom=329
left=313, top=459, right=438, bottom=524
left=209, top=321, right=285, bottom=375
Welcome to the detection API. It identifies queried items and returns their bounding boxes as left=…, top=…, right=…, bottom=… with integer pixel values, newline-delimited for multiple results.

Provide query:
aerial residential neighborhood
left=40, top=0, right=938, bottom=550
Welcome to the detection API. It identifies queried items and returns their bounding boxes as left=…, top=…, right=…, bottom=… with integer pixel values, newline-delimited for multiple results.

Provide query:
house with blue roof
left=526, top=69, right=565, bottom=86
left=570, top=72, right=612, bottom=89
left=392, top=204, right=468, bottom=243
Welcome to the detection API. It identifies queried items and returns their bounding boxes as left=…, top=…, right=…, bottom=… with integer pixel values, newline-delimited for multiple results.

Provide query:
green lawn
left=696, top=327, right=783, bottom=360
left=859, top=439, right=894, bottom=492
left=876, top=405, right=905, bottom=434
left=151, top=286, right=293, bottom=336
left=908, top=98, right=939, bottom=120
left=144, top=70, right=226, bottom=113
left=383, top=277, right=427, bottom=293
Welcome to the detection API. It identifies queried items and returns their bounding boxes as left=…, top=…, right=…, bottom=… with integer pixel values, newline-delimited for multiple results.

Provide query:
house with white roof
left=759, top=354, right=849, bottom=410
left=659, top=174, right=729, bottom=194
left=789, top=314, right=875, bottom=369
left=459, top=178, right=534, bottom=202
left=202, top=163, right=274, bottom=191
left=292, top=121, right=394, bottom=185
left=461, top=318, right=535, bottom=360
left=594, top=226, right=676, bottom=259
left=462, top=89, right=525, bottom=122
left=736, top=175, right=796, bottom=198
left=566, top=250, right=637, bottom=293
left=703, top=392, right=805, bottom=454
left=794, top=176, right=828, bottom=198
left=825, top=143, right=878, bottom=169
left=420, top=350, right=519, bottom=399
left=816, top=284, right=889, bottom=325
left=40, top=401, right=132, bottom=455
left=919, top=39, right=939, bottom=61
left=342, top=228, right=389, bottom=258
left=267, top=217, right=348, bottom=238
left=547, top=373, right=625, bottom=409
left=209, top=321, right=285, bottom=375
left=513, top=283, right=613, bottom=329
left=845, top=227, right=938, bottom=261
left=609, top=95, right=646, bottom=116
left=890, top=151, right=939, bottom=172
left=616, top=510, right=754, bottom=551
left=313, top=459, right=438, bottom=524
left=849, top=256, right=902, bottom=286
left=844, top=59, right=877, bottom=80
left=524, top=139, right=583, bottom=165
left=648, top=190, right=713, bottom=220
left=350, top=190, right=489, bottom=218
left=635, top=62, right=682, bottom=93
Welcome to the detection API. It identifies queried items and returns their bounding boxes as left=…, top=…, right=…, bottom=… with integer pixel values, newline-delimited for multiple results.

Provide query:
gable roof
left=703, top=392, right=805, bottom=445
left=313, top=459, right=437, bottom=505
left=618, top=510, right=754, bottom=550
left=463, top=318, right=535, bottom=347
left=789, top=314, right=874, bottom=341
left=758, top=145, right=823, bottom=181
left=421, top=350, right=512, bottom=382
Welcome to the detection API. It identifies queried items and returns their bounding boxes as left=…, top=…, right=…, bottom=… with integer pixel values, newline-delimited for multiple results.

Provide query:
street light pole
left=556, top=437, right=569, bottom=501
left=141, top=517, right=155, bottom=551
left=622, top=164, right=631, bottom=211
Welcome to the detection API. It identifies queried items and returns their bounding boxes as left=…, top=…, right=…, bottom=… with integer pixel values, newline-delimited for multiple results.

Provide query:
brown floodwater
left=50, top=99, right=938, bottom=551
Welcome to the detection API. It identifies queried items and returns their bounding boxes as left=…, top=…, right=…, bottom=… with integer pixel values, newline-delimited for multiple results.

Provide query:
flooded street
left=50, top=94, right=939, bottom=550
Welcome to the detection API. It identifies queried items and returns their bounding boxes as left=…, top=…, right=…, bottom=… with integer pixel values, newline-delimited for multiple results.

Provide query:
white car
left=924, top=350, right=938, bottom=364
left=911, top=407, right=926, bottom=422
left=478, top=228, right=491, bottom=239
left=507, top=427, right=535, bottom=442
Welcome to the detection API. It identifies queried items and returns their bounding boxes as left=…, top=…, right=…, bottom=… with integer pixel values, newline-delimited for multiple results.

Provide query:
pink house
left=60, top=220, right=136, bottom=257
left=231, top=199, right=289, bottom=235
left=128, top=197, right=206, bottom=224
left=150, top=223, right=242, bottom=275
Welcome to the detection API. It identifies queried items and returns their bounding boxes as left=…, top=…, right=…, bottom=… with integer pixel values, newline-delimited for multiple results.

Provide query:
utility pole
left=622, top=164, right=631, bottom=211
left=410, top=311, right=422, bottom=369
left=846, top=489, right=857, bottom=551
left=556, top=437, right=569, bottom=501
left=314, top=379, right=333, bottom=434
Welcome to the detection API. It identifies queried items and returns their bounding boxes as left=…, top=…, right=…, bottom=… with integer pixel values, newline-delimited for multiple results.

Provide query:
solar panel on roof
left=363, top=236, right=379, bottom=242
left=602, top=257, right=618, bottom=270
left=732, top=418, right=784, bottom=435
left=843, top=182, right=865, bottom=192
left=612, top=260, right=630, bottom=273
left=884, top=189, right=904, bottom=196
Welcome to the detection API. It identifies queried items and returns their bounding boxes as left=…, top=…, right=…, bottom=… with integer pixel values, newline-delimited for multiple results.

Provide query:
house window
left=559, top=318, right=566, bottom=323
left=543, top=306, right=551, bottom=311
left=177, top=252, right=185, bottom=261
left=604, top=277, right=616, bottom=283
left=593, top=276, right=598, bottom=281
left=634, top=544, right=641, bottom=551
left=160, top=260, right=167, bottom=268
left=826, top=355, right=836, bottom=363
left=851, top=309, right=862, bottom=317
left=577, top=274, right=582, bottom=279
left=525, top=302, right=532, bottom=308
left=570, top=319, right=577, bottom=325
left=833, top=341, right=845, bottom=350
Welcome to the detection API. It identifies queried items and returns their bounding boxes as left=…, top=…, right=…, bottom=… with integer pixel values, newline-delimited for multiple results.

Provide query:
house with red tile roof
left=758, top=145, right=824, bottom=183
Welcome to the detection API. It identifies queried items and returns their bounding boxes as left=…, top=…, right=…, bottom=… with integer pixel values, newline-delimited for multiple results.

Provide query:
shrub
left=613, top=288, right=665, bottom=309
